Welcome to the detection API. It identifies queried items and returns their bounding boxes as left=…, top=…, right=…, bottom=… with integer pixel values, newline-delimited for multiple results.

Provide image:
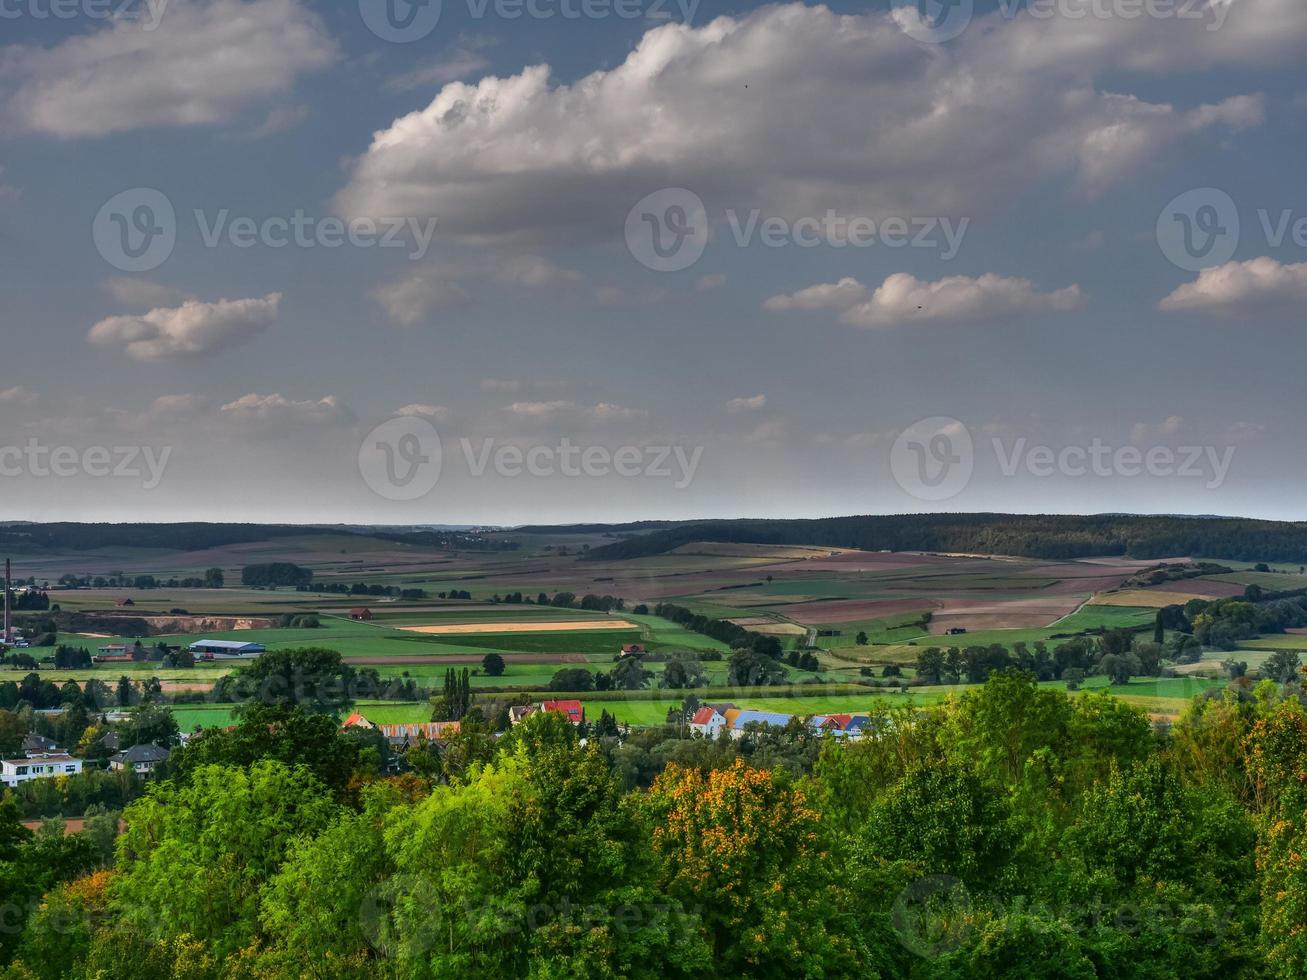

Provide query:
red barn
left=349, top=607, right=373, bottom=621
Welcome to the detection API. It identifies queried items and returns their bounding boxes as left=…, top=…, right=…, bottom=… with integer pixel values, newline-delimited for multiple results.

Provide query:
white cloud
left=3, top=0, right=335, bottom=137
left=0, top=385, right=37, bottom=405
left=395, top=403, right=450, bottom=420
left=494, top=255, right=582, bottom=287
left=335, top=3, right=1286, bottom=244
left=1158, top=257, right=1307, bottom=316
left=763, top=277, right=868, bottom=313
left=87, top=292, right=281, bottom=361
left=506, top=400, right=646, bottom=422
left=1131, top=415, right=1185, bottom=443
left=219, top=392, right=353, bottom=426
left=725, top=394, right=767, bottom=413
left=765, top=273, right=1081, bottom=328
left=371, top=272, right=471, bottom=326
left=100, top=277, right=187, bottom=308
left=386, top=46, right=493, bottom=92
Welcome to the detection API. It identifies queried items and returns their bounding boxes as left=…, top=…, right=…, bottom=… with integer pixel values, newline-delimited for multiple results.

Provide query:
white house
left=109, top=744, right=170, bottom=774
left=689, top=706, right=728, bottom=737
left=1, top=753, right=82, bottom=788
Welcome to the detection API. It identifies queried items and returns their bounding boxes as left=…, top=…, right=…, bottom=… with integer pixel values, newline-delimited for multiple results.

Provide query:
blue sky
left=0, top=0, right=1305, bottom=524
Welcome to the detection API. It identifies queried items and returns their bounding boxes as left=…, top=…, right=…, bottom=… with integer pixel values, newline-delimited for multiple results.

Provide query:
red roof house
left=541, top=699, right=585, bottom=725
left=349, top=607, right=373, bottom=621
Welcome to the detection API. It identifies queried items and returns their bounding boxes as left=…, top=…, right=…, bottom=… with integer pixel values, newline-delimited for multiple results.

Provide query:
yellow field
left=398, top=619, right=638, bottom=635
left=1089, top=589, right=1210, bottom=607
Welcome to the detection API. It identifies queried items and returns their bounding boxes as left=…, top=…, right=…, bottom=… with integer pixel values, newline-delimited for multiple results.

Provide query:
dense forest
left=3, top=673, right=1307, bottom=978
left=578, top=513, right=1307, bottom=562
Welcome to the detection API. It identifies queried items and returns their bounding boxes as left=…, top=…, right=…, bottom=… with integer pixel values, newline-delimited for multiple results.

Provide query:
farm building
left=115, top=597, right=135, bottom=607
left=620, top=643, right=646, bottom=656
left=349, top=607, right=373, bottom=621
left=188, top=639, right=266, bottom=659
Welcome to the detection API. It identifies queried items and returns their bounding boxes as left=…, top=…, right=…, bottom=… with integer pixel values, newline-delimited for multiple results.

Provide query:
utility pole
left=3, top=558, right=9, bottom=647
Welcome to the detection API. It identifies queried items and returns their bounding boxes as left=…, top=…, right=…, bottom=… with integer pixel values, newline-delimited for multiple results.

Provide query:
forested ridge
left=577, top=513, right=1307, bottom=562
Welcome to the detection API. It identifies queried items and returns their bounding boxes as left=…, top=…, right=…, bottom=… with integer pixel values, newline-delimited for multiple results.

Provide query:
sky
left=0, top=0, right=1305, bottom=526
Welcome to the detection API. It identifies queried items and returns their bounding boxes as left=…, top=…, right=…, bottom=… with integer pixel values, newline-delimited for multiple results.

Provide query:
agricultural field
left=6, top=529, right=1288, bottom=731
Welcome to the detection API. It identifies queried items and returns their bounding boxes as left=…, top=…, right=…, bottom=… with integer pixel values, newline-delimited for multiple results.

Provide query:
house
left=689, top=706, right=727, bottom=738
left=115, top=597, right=135, bottom=607
left=2, top=753, right=82, bottom=788
left=945, top=627, right=968, bottom=636
left=349, top=607, right=373, bottom=621
left=377, top=721, right=461, bottom=748
left=810, top=713, right=872, bottom=739
left=341, top=711, right=376, bottom=730
left=728, top=709, right=794, bottom=737
left=188, top=639, right=266, bottom=660
left=620, top=643, right=646, bottom=656
left=95, top=644, right=136, bottom=663
left=22, top=734, right=60, bottom=755
left=508, top=704, right=538, bottom=726
left=109, top=744, right=170, bottom=774
left=96, top=731, right=122, bottom=753
left=540, top=699, right=585, bottom=725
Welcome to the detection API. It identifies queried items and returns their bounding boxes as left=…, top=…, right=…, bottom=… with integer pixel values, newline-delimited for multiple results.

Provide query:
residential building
left=540, top=699, right=585, bottom=725
left=689, top=706, right=727, bottom=737
left=2, top=753, right=82, bottom=788
left=22, top=734, right=59, bottom=755
left=109, top=744, right=170, bottom=774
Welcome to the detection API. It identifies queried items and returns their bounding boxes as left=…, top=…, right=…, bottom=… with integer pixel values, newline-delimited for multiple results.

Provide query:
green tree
left=114, top=760, right=339, bottom=957
left=480, top=652, right=506, bottom=676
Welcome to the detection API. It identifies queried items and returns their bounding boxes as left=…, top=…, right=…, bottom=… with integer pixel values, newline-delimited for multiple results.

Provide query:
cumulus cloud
left=3, top=0, right=335, bottom=137
left=87, top=293, right=281, bottom=361
left=763, top=277, right=868, bottom=313
left=335, top=3, right=1286, bottom=244
left=765, top=273, right=1081, bottom=328
left=219, top=392, right=353, bottom=426
left=1158, top=257, right=1307, bottom=316
left=725, top=394, right=767, bottom=413
left=371, top=272, right=471, bottom=326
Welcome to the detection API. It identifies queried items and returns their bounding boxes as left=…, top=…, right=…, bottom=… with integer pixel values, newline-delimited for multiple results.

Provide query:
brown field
left=398, top=619, right=637, bottom=635
left=342, top=653, right=588, bottom=665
